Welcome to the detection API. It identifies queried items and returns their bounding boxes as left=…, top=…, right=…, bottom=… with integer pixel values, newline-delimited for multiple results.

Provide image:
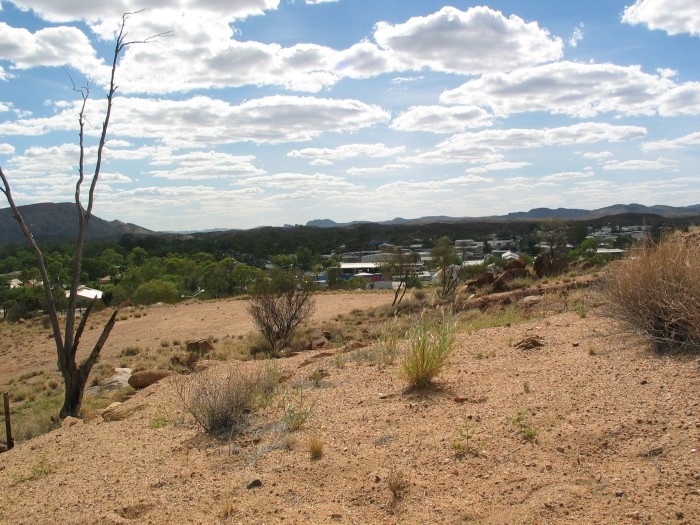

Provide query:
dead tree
left=0, top=13, right=165, bottom=419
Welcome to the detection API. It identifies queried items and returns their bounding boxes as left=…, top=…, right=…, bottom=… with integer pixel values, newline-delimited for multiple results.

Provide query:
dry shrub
left=605, top=235, right=700, bottom=353
left=174, top=361, right=278, bottom=435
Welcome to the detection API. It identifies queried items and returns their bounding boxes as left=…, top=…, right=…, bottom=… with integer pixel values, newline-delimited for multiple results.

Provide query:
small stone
left=246, top=479, right=262, bottom=489
left=61, top=416, right=82, bottom=428
left=641, top=379, right=648, bottom=385
left=676, top=511, right=684, bottom=519
left=615, top=490, right=625, bottom=497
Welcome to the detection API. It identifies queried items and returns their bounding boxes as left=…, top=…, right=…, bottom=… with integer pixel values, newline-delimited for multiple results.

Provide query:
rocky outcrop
left=101, top=368, right=133, bottom=392
left=128, top=369, right=174, bottom=389
left=492, top=268, right=530, bottom=292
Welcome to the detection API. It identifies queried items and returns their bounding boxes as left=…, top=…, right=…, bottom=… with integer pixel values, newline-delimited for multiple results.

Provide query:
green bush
left=605, top=235, right=700, bottom=352
left=400, top=315, right=457, bottom=388
left=133, top=279, right=180, bottom=305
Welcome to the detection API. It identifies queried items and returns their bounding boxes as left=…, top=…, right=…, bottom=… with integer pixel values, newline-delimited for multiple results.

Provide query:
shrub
left=248, top=269, right=315, bottom=353
left=400, top=315, right=457, bottom=388
left=174, top=361, right=278, bottom=435
left=133, top=279, right=180, bottom=305
left=605, top=235, right=700, bottom=353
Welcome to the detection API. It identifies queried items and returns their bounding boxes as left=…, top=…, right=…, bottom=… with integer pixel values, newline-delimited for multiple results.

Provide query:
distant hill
left=306, top=203, right=700, bottom=227
left=0, top=202, right=153, bottom=244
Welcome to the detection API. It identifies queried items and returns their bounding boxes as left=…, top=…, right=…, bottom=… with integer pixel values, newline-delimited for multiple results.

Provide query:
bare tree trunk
left=0, top=12, right=163, bottom=420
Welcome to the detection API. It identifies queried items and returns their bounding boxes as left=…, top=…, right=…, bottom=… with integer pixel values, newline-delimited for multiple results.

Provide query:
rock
left=185, top=339, right=214, bottom=356
left=345, top=341, right=366, bottom=350
left=101, top=402, right=145, bottom=422
left=246, top=479, right=262, bottom=489
left=492, top=268, right=530, bottom=291
left=307, top=328, right=328, bottom=349
left=322, top=330, right=332, bottom=340
left=464, top=272, right=494, bottom=290
left=101, top=368, right=133, bottom=392
left=520, top=295, right=543, bottom=305
left=128, top=369, right=174, bottom=389
left=515, top=335, right=544, bottom=351
left=504, top=259, right=525, bottom=271
left=61, top=416, right=83, bottom=428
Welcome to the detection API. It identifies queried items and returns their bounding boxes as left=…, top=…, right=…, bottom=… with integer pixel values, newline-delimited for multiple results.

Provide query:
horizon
left=1, top=1, right=700, bottom=231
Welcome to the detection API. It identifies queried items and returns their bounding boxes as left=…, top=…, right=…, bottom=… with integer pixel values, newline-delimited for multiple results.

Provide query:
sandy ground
left=1, top=295, right=699, bottom=524
left=0, top=291, right=395, bottom=384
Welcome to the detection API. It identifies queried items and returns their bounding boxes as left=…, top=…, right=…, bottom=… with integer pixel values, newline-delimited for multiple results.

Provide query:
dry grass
left=400, top=314, right=457, bottom=388
left=174, top=360, right=279, bottom=435
left=605, top=234, right=700, bottom=352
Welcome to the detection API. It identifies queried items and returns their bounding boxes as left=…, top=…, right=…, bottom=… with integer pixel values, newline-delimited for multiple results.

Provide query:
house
left=66, top=286, right=104, bottom=300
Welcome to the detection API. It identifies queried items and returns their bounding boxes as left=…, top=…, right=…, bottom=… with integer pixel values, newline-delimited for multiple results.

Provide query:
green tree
left=429, top=236, right=462, bottom=299
left=379, top=246, right=419, bottom=306
left=133, top=279, right=181, bottom=305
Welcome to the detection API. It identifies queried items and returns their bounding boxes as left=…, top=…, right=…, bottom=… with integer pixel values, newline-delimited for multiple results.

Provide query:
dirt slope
left=0, top=300, right=699, bottom=524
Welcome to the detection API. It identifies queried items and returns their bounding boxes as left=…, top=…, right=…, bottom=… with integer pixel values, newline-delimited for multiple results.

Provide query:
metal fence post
left=3, top=391, right=14, bottom=450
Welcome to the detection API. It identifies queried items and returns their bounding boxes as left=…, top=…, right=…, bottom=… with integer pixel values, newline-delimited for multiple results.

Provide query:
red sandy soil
left=0, top=292, right=699, bottom=524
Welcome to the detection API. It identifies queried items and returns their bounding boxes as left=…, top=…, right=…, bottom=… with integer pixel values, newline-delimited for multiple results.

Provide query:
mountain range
left=0, top=202, right=153, bottom=244
left=1, top=202, right=700, bottom=244
left=305, top=203, right=700, bottom=228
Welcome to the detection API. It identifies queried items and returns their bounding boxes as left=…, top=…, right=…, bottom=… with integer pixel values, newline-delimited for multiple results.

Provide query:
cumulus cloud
left=0, top=95, right=391, bottom=147
left=0, top=143, right=15, bottom=154
left=602, top=157, right=679, bottom=171
left=288, top=143, right=404, bottom=160
left=642, top=132, right=700, bottom=150
left=146, top=151, right=266, bottom=180
left=0, top=22, right=107, bottom=80
left=402, top=123, right=646, bottom=165
left=577, top=151, right=613, bottom=160
left=568, top=24, right=584, bottom=47
left=540, top=170, right=594, bottom=181
left=466, top=162, right=530, bottom=173
left=390, top=105, right=493, bottom=133
left=346, top=163, right=410, bottom=175
left=440, top=61, right=700, bottom=117
left=622, top=0, right=700, bottom=37
left=238, top=172, right=360, bottom=191
left=373, top=6, right=563, bottom=74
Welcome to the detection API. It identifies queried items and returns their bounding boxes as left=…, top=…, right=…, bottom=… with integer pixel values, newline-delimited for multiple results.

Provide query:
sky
left=0, top=0, right=700, bottom=232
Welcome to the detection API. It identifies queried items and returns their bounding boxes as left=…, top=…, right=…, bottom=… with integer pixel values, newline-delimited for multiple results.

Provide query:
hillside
left=0, top=203, right=153, bottom=244
left=0, top=288, right=698, bottom=524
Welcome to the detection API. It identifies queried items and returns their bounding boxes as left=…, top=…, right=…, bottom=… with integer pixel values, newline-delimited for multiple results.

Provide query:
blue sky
left=1, top=0, right=699, bottom=231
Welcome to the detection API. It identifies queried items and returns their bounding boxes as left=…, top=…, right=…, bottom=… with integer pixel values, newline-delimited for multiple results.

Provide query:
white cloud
left=568, top=24, right=584, bottom=47
left=0, top=143, right=15, bottom=154
left=622, top=0, right=700, bottom=37
left=305, top=0, right=339, bottom=4
left=288, top=143, right=404, bottom=160
left=374, top=6, right=563, bottom=74
left=0, top=22, right=107, bottom=80
left=540, top=170, right=594, bottom=181
left=642, top=132, right=700, bottom=150
left=466, top=162, right=530, bottom=174
left=346, top=163, right=410, bottom=175
left=146, top=151, right=266, bottom=180
left=441, top=61, right=700, bottom=117
left=577, top=151, right=613, bottom=160
left=238, top=172, right=359, bottom=191
left=0, top=65, right=8, bottom=81
left=403, top=123, right=645, bottom=165
left=602, top=157, right=679, bottom=171
left=390, top=105, right=493, bottom=133
left=1, top=95, right=391, bottom=147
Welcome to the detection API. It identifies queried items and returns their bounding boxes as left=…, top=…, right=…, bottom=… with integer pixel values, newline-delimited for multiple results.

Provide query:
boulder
left=101, top=368, right=133, bottom=392
left=61, top=416, right=83, bottom=428
left=464, top=272, right=494, bottom=289
left=128, top=369, right=174, bottom=389
left=307, top=328, right=328, bottom=349
left=492, top=268, right=529, bottom=292
left=101, top=402, right=145, bottom=422
left=186, top=339, right=214, bottom=357
left=504, top=259, right=525, bottom=271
